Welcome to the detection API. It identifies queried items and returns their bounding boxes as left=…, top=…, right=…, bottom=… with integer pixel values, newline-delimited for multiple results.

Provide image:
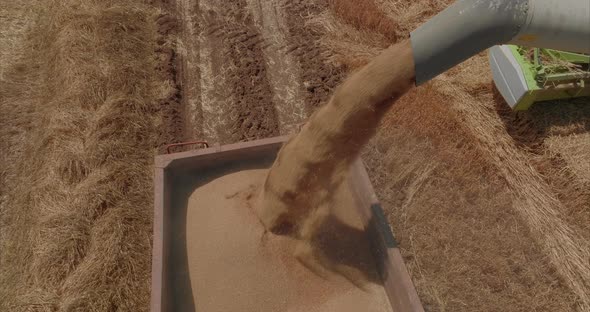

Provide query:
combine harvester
left=412, top=0, right=590, bottom=110
left=152, top=0, right=590, bottom=311
left=490, top=46, right=589, bottom=110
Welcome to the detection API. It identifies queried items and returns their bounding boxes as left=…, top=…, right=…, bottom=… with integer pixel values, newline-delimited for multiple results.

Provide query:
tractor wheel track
left=174, top=0, right=344, bottom=145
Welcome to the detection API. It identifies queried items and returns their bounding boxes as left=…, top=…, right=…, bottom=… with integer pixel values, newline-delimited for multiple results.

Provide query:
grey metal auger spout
left=411, top=0, right=590, bottom=85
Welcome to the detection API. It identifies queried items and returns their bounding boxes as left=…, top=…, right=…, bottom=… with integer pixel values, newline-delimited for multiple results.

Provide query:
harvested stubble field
left=1, top=0, right=588, bottom=311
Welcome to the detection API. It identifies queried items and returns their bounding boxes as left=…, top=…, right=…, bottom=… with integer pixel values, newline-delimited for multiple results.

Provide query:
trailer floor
left=177, top=169, right=392, bottom=312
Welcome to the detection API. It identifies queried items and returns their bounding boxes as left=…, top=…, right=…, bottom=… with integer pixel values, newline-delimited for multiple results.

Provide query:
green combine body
left=489, top=45, right=590, bottom=111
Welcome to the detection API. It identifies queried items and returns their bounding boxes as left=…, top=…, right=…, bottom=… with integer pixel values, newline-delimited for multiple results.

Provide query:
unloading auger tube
left=411, top=0, right=590, bottom=85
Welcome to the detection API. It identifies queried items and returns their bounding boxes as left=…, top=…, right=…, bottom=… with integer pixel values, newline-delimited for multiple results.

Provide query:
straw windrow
left=0, top=1, right=175, bottom=310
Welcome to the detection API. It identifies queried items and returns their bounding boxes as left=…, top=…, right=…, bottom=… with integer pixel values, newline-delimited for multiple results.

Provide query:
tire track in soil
left=221, top=0, right=280, bottom=143
left=282, top=0, right=346, bottom=112
left=175, top=0, right=204, bottom=143
left=155, top=13, right=186, bottom=152
left=197, top=0, right=242, bottom=144
left=175, top=0, right=345, bottom=144
left=178, top=0, right=282, bottom=144
left=246, top=0, right=307, bottom=135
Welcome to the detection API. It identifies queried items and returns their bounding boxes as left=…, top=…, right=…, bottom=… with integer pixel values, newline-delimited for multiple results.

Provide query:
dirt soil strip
left=246, top=0, right=307, bottom=135
left=176, top=0, right=204, bottom=141
left=282, top=0, right=346, bottom=112
left=199, top=0, right=244, bottom=144
left=174, top=0, right=345, bottom=144
left=222, top=0, right=280, bottom=142
left=176, top=0, right=281, bottom=145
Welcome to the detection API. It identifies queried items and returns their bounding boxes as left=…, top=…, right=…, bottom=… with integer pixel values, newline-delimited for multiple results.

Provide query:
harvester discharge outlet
left=490, top=45, right=590, bottom=110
